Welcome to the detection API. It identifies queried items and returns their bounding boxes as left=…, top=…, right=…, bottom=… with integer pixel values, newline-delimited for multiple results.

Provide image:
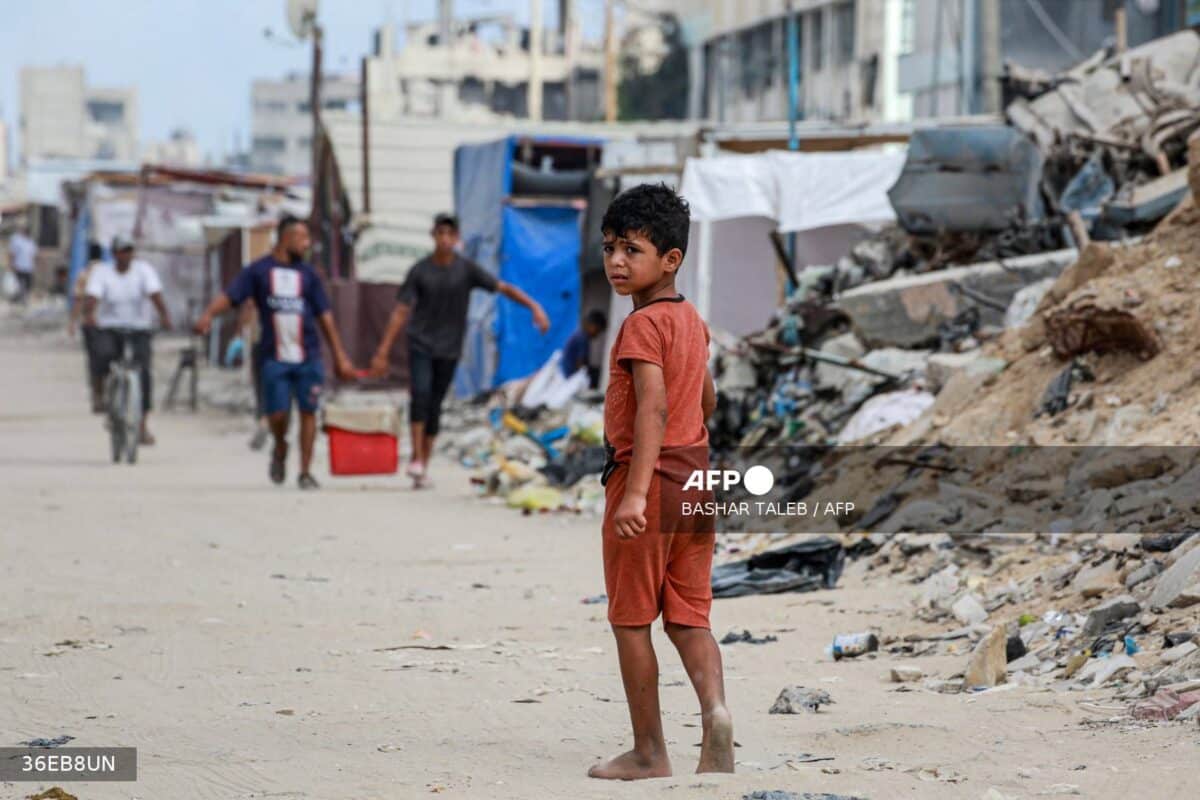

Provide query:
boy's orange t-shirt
left=604, top=296, right=709, bottom=475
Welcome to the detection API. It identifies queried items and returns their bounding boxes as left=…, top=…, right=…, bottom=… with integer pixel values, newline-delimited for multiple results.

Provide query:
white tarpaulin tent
left=682, top=149, right=906, bottom=232
left=675, top=149, right=906, bottom=328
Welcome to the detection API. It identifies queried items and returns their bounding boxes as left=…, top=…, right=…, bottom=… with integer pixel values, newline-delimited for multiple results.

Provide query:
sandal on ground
left=297, top=473, right=320, bottom=490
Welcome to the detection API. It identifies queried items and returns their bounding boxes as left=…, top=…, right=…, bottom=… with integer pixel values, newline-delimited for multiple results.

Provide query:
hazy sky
left=1, top=0, right=603, bottom=166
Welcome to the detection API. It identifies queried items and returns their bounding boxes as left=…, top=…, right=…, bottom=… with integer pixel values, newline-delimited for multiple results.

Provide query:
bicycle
left=103, top=328, right=148, bottom=464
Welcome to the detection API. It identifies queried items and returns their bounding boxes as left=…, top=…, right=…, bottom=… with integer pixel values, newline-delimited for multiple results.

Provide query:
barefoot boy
left=589, top=184, right=733, bottom=780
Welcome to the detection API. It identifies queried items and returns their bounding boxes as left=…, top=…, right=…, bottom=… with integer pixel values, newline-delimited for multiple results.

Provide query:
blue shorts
left=261, top=358, right=324, bottom=415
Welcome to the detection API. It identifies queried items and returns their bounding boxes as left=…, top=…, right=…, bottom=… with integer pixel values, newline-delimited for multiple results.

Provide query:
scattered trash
left=711, top=538, right=845, bottom=599
left=505, top=485, right=564, bottom=512
left=1131, top=687, right=1200, bottom=721
left=20, top=735, right=75, bottom=748
left=1034, top=358, right=1093, bottom=418
left=831, top=632, right=879, bottom=661
left=769, top=686, right=834, bottom=714
left=721, top=629, right=779, bottom=646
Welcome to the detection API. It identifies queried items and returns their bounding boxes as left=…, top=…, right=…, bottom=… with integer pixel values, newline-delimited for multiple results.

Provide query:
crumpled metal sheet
left=888, top=126, right=1046, bottom=235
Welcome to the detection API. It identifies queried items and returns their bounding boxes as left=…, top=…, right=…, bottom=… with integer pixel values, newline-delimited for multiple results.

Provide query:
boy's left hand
left=612, top=493, right=647, bottom=539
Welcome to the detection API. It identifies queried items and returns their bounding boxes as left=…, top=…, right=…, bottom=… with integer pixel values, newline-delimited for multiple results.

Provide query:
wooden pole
left=1115, top=7, right=1127, bottom=54
left=361, top=56, right=370, bottom=214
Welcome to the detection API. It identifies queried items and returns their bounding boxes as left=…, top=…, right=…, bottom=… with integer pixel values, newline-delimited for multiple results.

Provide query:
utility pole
left=785, top=0, right=800, bottom=283
left=604, top=0, right=618, bottom=122
left=529, top=0, right=544, bottom=121
left=309, top=20, right=323, bottom=222
left=787, top=0, right=800, bottom=148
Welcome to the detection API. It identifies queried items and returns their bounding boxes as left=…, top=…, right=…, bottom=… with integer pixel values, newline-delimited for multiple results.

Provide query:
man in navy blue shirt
left=195, top=216, right=356, bottom=489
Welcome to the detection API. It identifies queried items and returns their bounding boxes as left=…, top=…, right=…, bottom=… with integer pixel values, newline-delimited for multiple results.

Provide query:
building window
left=252, top=136, right=286, bottom=153
left=811, top=9, right=824, bottom=71
left=835, top=1, right=855, bottom=65
left=739, top=21, right=776, bottom=96
left=900, top=0, right=916, bottom=55
left=298, top=101, right=312, bottom=113
left=255, top=99, right=288, bottom=113
left=87, top=100, right=125, bottom=124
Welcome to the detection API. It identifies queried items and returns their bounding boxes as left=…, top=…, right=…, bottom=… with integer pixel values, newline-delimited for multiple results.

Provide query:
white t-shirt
left=85, top=259, right=164, bottom=329
left=8, top=233, right=36, bottom=273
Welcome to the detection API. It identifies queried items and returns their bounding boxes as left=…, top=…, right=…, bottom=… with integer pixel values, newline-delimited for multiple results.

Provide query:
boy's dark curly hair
left=600, top=183, right=691, bottom=260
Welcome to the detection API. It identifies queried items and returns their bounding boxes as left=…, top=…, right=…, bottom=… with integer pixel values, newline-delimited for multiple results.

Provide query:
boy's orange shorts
left=602, top=466, right=716, bottom=628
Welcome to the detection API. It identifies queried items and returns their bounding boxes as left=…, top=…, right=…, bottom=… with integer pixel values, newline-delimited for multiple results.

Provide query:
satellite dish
left=286, top=0, right=319, bottom=39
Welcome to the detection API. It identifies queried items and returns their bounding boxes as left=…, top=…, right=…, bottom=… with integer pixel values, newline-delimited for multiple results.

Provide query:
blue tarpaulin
left=452, top=134, right=595, bottom=396
left=496, top=205, right=581, bottom=383
left=453, top=139, right=513, bottom=397
left=66, top=204, right=92, bottom=309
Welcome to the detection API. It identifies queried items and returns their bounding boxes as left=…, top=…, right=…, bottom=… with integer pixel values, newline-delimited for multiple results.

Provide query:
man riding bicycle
left=83, top=236, right=172, bottom=445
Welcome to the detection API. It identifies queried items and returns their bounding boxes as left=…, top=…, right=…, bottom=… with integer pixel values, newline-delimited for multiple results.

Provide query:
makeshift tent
left=452, top=135, right=601, bottom=397
left=673, top=148, right=907, bottom=330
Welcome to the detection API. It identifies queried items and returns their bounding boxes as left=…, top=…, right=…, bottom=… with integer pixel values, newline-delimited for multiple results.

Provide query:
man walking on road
left=83, top=236, right=172, bottom=444
left=369, top=213, right=550, bottom=488
left=7, top=225, right=36, bottom=302
left=195, top=216, right=356, bottom=490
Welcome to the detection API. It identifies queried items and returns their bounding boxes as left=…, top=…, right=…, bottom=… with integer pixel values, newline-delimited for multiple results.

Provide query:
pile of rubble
left=1007, top=30, right=1200, bottom=242
left=857, top=530, right=1200, bottom=720
left=816, top=30, right=1200, bottom=297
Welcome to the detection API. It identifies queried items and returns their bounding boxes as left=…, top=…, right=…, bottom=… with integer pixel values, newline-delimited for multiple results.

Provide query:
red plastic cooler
left=323, top=405, right=401, bottom=476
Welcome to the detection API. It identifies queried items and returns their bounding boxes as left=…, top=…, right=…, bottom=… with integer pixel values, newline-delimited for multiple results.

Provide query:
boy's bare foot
left=697, top=706, right=734, bottom=773
left=587, top=749, right=671, bottom=780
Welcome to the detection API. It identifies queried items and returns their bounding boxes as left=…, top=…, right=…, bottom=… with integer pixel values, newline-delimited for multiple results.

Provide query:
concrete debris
left=951, top=593, right=989, bottom=626
left=769, top=686, right=834, bottom=714
left=964, top=625, right=1008, bottom=690
left=836, top=249, right=1076, bottom=349
left=1160, top=641, right=1198, bottom=665
left=1081, top=595, right=1141, bottom=638
left=1149, top=547, right=1200, bottom=609
left=889, top=665, right=924, bottom=683
left=1006, top=653, right=1042, bottom=673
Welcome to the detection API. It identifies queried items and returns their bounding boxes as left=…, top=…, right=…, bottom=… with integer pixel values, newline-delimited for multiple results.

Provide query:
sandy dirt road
left=1, top=321, right=1197, bottom=800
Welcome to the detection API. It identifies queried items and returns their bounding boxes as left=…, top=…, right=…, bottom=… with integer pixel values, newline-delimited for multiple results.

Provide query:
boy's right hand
left=612, top=493, right=647, bottom=539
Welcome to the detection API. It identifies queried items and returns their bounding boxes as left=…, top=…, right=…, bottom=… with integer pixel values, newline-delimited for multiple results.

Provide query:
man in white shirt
left=84, top=236, right=172, bottom=445
left=7, top=226, right=36, bottom=302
